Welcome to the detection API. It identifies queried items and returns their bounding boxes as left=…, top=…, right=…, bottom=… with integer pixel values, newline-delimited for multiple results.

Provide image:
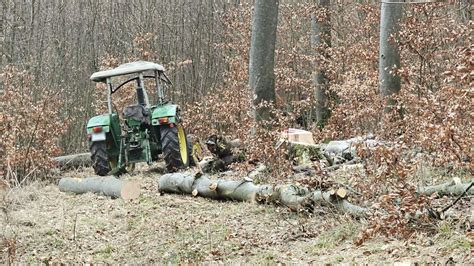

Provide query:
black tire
left=187, top=136, right=195, bottom=166
left=90, top=141, right=110, bottom=176
left=161, top=125, right=189, bottom=171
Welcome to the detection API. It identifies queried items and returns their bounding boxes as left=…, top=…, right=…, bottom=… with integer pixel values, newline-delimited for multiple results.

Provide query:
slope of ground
left=1, top=165, right=472, bottom=264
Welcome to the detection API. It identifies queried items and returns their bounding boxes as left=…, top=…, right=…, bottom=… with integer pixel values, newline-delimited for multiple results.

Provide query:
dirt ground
left=1, top=164, right=472, bottom=264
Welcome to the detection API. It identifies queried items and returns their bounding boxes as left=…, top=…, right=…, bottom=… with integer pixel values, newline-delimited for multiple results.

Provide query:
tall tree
left=311, top=0, right=331, bottom=126
left=378, top=0, right=403, bottom=97
left=249, top=0, right=279, bottom=122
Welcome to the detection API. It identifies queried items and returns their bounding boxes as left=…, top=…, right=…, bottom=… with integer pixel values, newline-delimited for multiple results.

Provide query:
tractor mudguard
left=86, top=113, right=121, bottom=144
left=151, top=103, right=178, bottom=125
left=86, top=114, right=112, bottom=134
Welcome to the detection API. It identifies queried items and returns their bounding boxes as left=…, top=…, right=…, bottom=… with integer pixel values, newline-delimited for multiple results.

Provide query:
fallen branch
left=158, top=172, right=367, bottom=217
left=417, top=178, right=474, bottom=196
left=58, top=176, right=140, bottom=200
left=441, top=182, right=474, bottom=213
left=53, top=153, right=91, bottom=170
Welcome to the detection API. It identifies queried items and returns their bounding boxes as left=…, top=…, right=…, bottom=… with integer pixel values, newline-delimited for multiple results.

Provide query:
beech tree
left=249, top=0, right=279, bottom=122
left=311, top=0, right=331, bottom=125
left=378, top=0, right=403, bottom=97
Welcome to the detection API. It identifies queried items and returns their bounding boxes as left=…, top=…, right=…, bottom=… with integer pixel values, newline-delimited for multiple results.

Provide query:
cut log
left=53, top=153, right=91, bottom=169
left=58, top=176, right=140, bottom=200
left=417, top=179, right=473, bottom=196
left=158, top=173, right=367, bottom=217
left=158, top=173, right=274, bottom=202
left=321, top=136, right=384, bottom=162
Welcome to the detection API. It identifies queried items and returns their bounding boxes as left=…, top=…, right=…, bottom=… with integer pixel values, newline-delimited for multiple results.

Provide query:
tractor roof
left=90, top=61, right=165, bottom=82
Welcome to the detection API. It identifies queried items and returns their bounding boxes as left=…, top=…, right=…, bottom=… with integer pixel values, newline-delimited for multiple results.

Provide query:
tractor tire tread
left=90, top=141, right=110, bottom=176
left=161, top=126, right=187, bottom=171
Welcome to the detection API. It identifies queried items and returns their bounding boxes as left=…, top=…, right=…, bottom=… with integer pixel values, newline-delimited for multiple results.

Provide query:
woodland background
left=0, top=0, right=472, bottom=254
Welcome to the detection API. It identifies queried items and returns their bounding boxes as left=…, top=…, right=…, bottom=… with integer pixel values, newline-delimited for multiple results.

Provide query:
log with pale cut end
left=53, top=153, right=91, bottom=169
left=59, top=176, right=140, bottom=200
left=158, top=173, right=274, bottom=202
left=417, top=179, right=473, bottom=196
left=157, top=173, right=367, bottom=217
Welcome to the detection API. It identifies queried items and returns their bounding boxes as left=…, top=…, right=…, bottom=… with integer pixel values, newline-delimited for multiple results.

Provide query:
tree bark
left=58, top=176, right=140, bottom=200
left=417, top=179, right=473, bottom=197
left=311, top=0, right=331, bottom=126
left=378, top=0, right=402, bottom=97
left=158, top=172, right=367, bottom=217
left=53, top=153, right=92, bottom=169
left=458, top=0, right=471, bottom=22
left=249, top=0, right=279, bottom=122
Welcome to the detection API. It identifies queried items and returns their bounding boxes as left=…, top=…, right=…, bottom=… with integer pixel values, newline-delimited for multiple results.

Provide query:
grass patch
left=95, top=245, right=115, bottom=259
left=308, top=222, right=360, bottom=252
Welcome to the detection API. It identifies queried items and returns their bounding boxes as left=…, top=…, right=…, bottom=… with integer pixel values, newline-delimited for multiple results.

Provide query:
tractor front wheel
left=161, top=124, right=189, bottom=171
left=90, top=141, right=110, bottom=176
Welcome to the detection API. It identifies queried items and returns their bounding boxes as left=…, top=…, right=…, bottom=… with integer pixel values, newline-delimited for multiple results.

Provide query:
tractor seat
left=123, top=105, right=149, bottom=125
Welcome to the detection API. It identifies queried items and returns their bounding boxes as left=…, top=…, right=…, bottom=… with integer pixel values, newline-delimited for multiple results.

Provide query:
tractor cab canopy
left=90, top=61, right=172, bottom=112
left=90, top=61, right=170, bottom=83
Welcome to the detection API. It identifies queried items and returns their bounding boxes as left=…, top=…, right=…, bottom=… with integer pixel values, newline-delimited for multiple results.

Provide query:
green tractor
left=86, top=61, right=190, bottom=175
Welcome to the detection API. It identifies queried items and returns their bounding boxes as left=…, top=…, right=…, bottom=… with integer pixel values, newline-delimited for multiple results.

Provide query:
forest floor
left=1, top=163, right=472, bottom=264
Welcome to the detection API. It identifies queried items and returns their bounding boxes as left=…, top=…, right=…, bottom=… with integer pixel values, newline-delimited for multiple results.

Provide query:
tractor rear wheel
left=90, top=141, right=110, bottom=176
left=161, top=124, right=189, bottom=171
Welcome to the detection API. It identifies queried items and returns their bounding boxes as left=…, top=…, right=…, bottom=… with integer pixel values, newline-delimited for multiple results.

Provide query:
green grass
left=308, top=222, right=360, bottom=252
left=95, top=244, right=115, bottom=259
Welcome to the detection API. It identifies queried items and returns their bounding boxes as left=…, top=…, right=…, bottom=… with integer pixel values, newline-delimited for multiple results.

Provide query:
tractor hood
left=90, top=61, right=165, bottom=83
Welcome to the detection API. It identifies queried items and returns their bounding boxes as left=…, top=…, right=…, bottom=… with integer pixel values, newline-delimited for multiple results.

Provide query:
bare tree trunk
left=311, top=0, right=331, bottom=126
left=249, top=0, right=279, bottom=122
left=378, top=0, right=402, bottom=97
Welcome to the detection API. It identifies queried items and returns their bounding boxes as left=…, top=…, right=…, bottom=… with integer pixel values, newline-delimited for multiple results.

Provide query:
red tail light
left=92, top=126, right=102, bottom=133
left=158, top=117, right=169, bottom=124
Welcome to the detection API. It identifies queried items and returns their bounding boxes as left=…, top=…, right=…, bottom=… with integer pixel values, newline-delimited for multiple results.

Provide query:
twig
left=73, top=213, right=78, bottom=241
left=441, top=182, right=473, bottom=214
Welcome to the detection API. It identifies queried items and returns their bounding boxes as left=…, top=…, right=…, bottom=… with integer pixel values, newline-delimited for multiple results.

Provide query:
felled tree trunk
left=158, top=173, right=274, bottom=202
left=53, top=152, right=91, bottom=169
left=417, top=179, right=473, bottom=196
left=59, top=176, right=140, bottom=200
left=158, top=173, right=367, bottom=217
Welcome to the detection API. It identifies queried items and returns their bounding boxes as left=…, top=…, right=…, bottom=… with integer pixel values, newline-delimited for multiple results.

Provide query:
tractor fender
left=86, top=114, right=112, bottom=134
left=86, top=113, right=121, bottom=145
left=151, top=104, right=179, bottom=125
